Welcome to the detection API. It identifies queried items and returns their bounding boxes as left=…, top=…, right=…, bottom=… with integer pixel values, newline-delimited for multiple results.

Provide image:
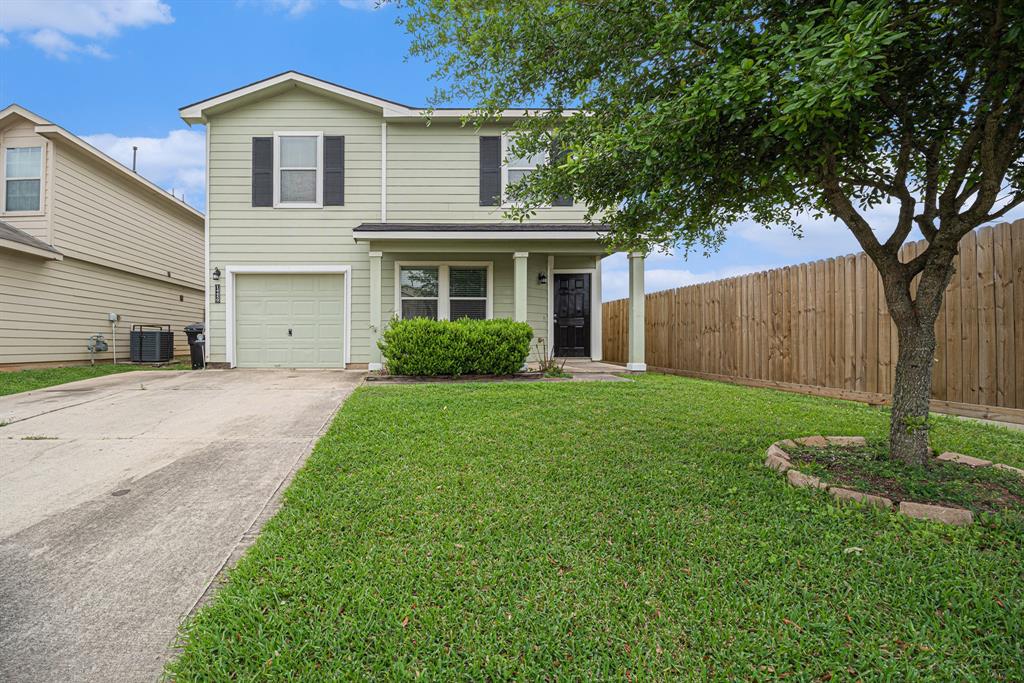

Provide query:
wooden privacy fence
left=603, top=219, right=1024, bottom=422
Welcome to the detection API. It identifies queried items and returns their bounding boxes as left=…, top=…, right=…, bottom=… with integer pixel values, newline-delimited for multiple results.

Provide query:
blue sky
left=2, top=0, right=1019, bottom=300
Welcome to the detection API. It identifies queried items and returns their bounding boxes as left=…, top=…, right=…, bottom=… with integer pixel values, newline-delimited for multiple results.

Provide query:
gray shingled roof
left=0, top=220, right=61, bottom=255
left=354, top=223, right=606, bottom=232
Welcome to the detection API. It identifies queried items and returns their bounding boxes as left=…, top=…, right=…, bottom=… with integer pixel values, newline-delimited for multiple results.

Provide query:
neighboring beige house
left=180, top=71, right=646, bottom=370
left=0, top=105, right=205, bottom=368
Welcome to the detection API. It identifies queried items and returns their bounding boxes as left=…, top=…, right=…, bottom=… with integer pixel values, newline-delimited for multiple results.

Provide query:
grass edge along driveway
left=0, top=363, right=185, bottom=397
left=169, top=373, right=1024, bottom=680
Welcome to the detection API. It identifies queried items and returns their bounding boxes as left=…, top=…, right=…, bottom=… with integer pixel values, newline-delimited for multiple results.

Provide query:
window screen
left=449, top=267, right=487, bottom=320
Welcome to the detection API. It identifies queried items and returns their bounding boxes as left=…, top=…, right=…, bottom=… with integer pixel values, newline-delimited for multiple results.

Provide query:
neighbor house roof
left=0, top=104, right=204, bottom=223
left=353, top=223, right=605, bottom=241
left=179, top=71, right=577, bottom=124
left=0, top=220, right=63, bottom=260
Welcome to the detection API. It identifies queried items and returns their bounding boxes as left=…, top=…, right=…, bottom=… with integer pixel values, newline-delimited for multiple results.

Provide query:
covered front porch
left=353, top=224, right=647, bottom=372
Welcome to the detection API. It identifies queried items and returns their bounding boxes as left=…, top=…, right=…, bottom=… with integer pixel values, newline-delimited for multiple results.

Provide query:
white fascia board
left=179, top=71, right=417, bottom=124
left=352, top=230, right=604, bottom=241
left=383, top=109, right=581, bottom=122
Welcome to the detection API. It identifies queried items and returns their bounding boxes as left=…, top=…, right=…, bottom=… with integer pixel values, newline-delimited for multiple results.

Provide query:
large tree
left=397, top=0, right=1024, bottom=465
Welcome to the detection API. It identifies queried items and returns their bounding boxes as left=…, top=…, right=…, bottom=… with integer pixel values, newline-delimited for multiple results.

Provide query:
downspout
left=380, top=122, right=387, bottom=223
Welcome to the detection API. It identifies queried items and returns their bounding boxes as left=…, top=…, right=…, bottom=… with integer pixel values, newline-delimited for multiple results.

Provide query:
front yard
left=170, top=374, right=1024, bottom=680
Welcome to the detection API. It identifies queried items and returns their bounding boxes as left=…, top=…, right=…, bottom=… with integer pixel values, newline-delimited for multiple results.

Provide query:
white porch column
left=368, top=251, right=383, bottom=371
left=513, top=251, right=529, bottom=322
left=627, top=251, right=646, bottom=371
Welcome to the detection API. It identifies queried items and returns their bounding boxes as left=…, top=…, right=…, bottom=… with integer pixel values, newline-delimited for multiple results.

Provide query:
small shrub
left=534, top=338, right=570, bottom=377
left=378, top=318, right=533, bottom=376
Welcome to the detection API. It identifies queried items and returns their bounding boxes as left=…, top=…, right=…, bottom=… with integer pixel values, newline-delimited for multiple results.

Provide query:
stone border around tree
left=765, top=436, right=1024, bottom=526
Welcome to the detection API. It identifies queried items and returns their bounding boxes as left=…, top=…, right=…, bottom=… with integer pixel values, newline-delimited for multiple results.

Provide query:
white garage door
left=234, top=273, right=345, bottom=368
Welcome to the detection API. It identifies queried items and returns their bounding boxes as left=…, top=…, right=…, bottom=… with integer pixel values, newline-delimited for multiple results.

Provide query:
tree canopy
left=400, top=0, right=1023, bottom=259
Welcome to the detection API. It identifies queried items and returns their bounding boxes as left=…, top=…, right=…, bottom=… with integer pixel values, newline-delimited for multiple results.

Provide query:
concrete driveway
left=0, top=368, right=364, bottom=682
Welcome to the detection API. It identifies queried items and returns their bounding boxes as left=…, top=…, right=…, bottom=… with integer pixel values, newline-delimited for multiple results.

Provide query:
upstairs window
left=502, top=136, right=546, bottom=202
left=274, top=133, right=322, bottom=207
left=4, top=146, right=42, bottom=212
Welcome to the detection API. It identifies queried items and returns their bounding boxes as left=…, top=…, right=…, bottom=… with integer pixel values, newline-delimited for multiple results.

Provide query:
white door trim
left=225, top=264, right=352, bottom=368
left=549, top=267, right=601, bottom=361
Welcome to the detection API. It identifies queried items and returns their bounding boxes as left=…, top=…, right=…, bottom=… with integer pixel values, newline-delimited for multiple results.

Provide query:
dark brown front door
left=554, top=273, right=591, bottom=357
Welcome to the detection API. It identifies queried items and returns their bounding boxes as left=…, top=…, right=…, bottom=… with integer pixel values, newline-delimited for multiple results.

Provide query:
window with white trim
left=274, top=132, right=322, bottom=207
left=398, top=264, right=491, bottom=321
left=400, top=266, right=440, bottom=320
left=449, top=267, right=488, bottom=320
left=4, top=146, right=42, bottom=212
left=502, top=134, right=546, bottom=202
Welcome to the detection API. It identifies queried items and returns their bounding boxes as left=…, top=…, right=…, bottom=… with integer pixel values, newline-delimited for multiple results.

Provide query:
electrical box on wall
left=108, top=312, right=120, bottom=322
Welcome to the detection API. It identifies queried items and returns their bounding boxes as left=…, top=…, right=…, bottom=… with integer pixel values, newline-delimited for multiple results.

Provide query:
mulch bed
left=787, top=442, right=1024, bottom=515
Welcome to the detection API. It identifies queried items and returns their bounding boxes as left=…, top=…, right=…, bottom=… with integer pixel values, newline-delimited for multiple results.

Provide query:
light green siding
left=205, top=87, right=608, bottom=366
left=386, top=121, right=589, bottom=224
left=206, top=88, right=379, bottom=363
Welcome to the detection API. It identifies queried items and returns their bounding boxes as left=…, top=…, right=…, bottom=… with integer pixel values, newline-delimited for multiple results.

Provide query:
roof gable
left=0, top=104, right=203, bottom=223
left=179, top=71, right=577, bottom=124
left=179, top=71, right=417, bottom=123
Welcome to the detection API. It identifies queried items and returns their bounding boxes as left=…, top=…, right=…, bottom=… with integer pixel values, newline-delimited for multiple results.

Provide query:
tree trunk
left=889, top=319, right=937, bottom=466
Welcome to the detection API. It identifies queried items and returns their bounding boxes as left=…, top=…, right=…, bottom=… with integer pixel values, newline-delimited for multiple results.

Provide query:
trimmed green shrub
left=378, top=318, right=533, bottom=376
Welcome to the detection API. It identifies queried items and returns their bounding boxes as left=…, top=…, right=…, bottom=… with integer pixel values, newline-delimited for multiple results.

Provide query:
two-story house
left=0, top=105, right=205, bottom=367
left=179, top=72, right=646, bottom=371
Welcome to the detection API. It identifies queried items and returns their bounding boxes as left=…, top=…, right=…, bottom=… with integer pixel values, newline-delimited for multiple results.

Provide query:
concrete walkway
left=0, top=368, right=364, bottom=682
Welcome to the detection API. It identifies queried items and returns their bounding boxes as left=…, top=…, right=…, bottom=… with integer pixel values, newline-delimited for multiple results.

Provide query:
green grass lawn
left=0, top=362, right=186, bottom=397
left=169, top=374, right=1024, bottom=680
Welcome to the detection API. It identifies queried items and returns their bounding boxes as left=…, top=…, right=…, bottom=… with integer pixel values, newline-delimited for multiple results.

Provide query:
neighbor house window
left=400, top=266, right=440, bottom=320
left=449, top=267, right=488, bottom=320
left=4, top=146, right=42, bottom=212
left=398, top=263, right=492, bottom=321
left=274, top=132, right=322, bottom=207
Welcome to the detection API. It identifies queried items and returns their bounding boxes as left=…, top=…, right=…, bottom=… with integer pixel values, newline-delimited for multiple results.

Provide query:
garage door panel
left=234, top=273, right=345, bottom=368
left=317, top=323, right=343, bottom=338
left=291, top=300, right=317, bottom=316
left=237, top=300, right=266, bottom=315
left=318, top=300, right=344, bottom=315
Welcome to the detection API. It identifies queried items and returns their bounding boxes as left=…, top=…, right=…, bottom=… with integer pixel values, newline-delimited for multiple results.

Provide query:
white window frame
left=394, top=261, right=494, bottom=321
left=501, top=133, right=550, bottom=209
left=2, top=144, right=44, bottom=215
left=273, top=131, right=323, bottom=208
left=398, top=265, right=441, bottom=321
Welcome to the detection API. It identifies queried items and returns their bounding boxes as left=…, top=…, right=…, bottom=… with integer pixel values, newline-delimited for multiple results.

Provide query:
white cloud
left=239, top=0, right=316, bottom=16
left=601, top=253, right=774, bottom=301
left=339, top=0, right=380, bottom=8
left=0, top=33, right=9, bottom=47
left=0, top=0, right=172, bottom=58
left=83, top=129, right=206, bottom=208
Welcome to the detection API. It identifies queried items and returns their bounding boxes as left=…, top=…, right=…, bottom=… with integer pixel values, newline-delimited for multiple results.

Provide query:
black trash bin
left=184, top=323, right=206, bottom=369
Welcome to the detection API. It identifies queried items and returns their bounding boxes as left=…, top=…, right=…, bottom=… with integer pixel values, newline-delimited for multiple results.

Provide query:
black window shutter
left=479, top=136, right=501, bottom=206
left=324, top=135, right=345, bottom=206
left=551, top=140, right=573, bottom=207
left=251, top=137, right=273, bottom=207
